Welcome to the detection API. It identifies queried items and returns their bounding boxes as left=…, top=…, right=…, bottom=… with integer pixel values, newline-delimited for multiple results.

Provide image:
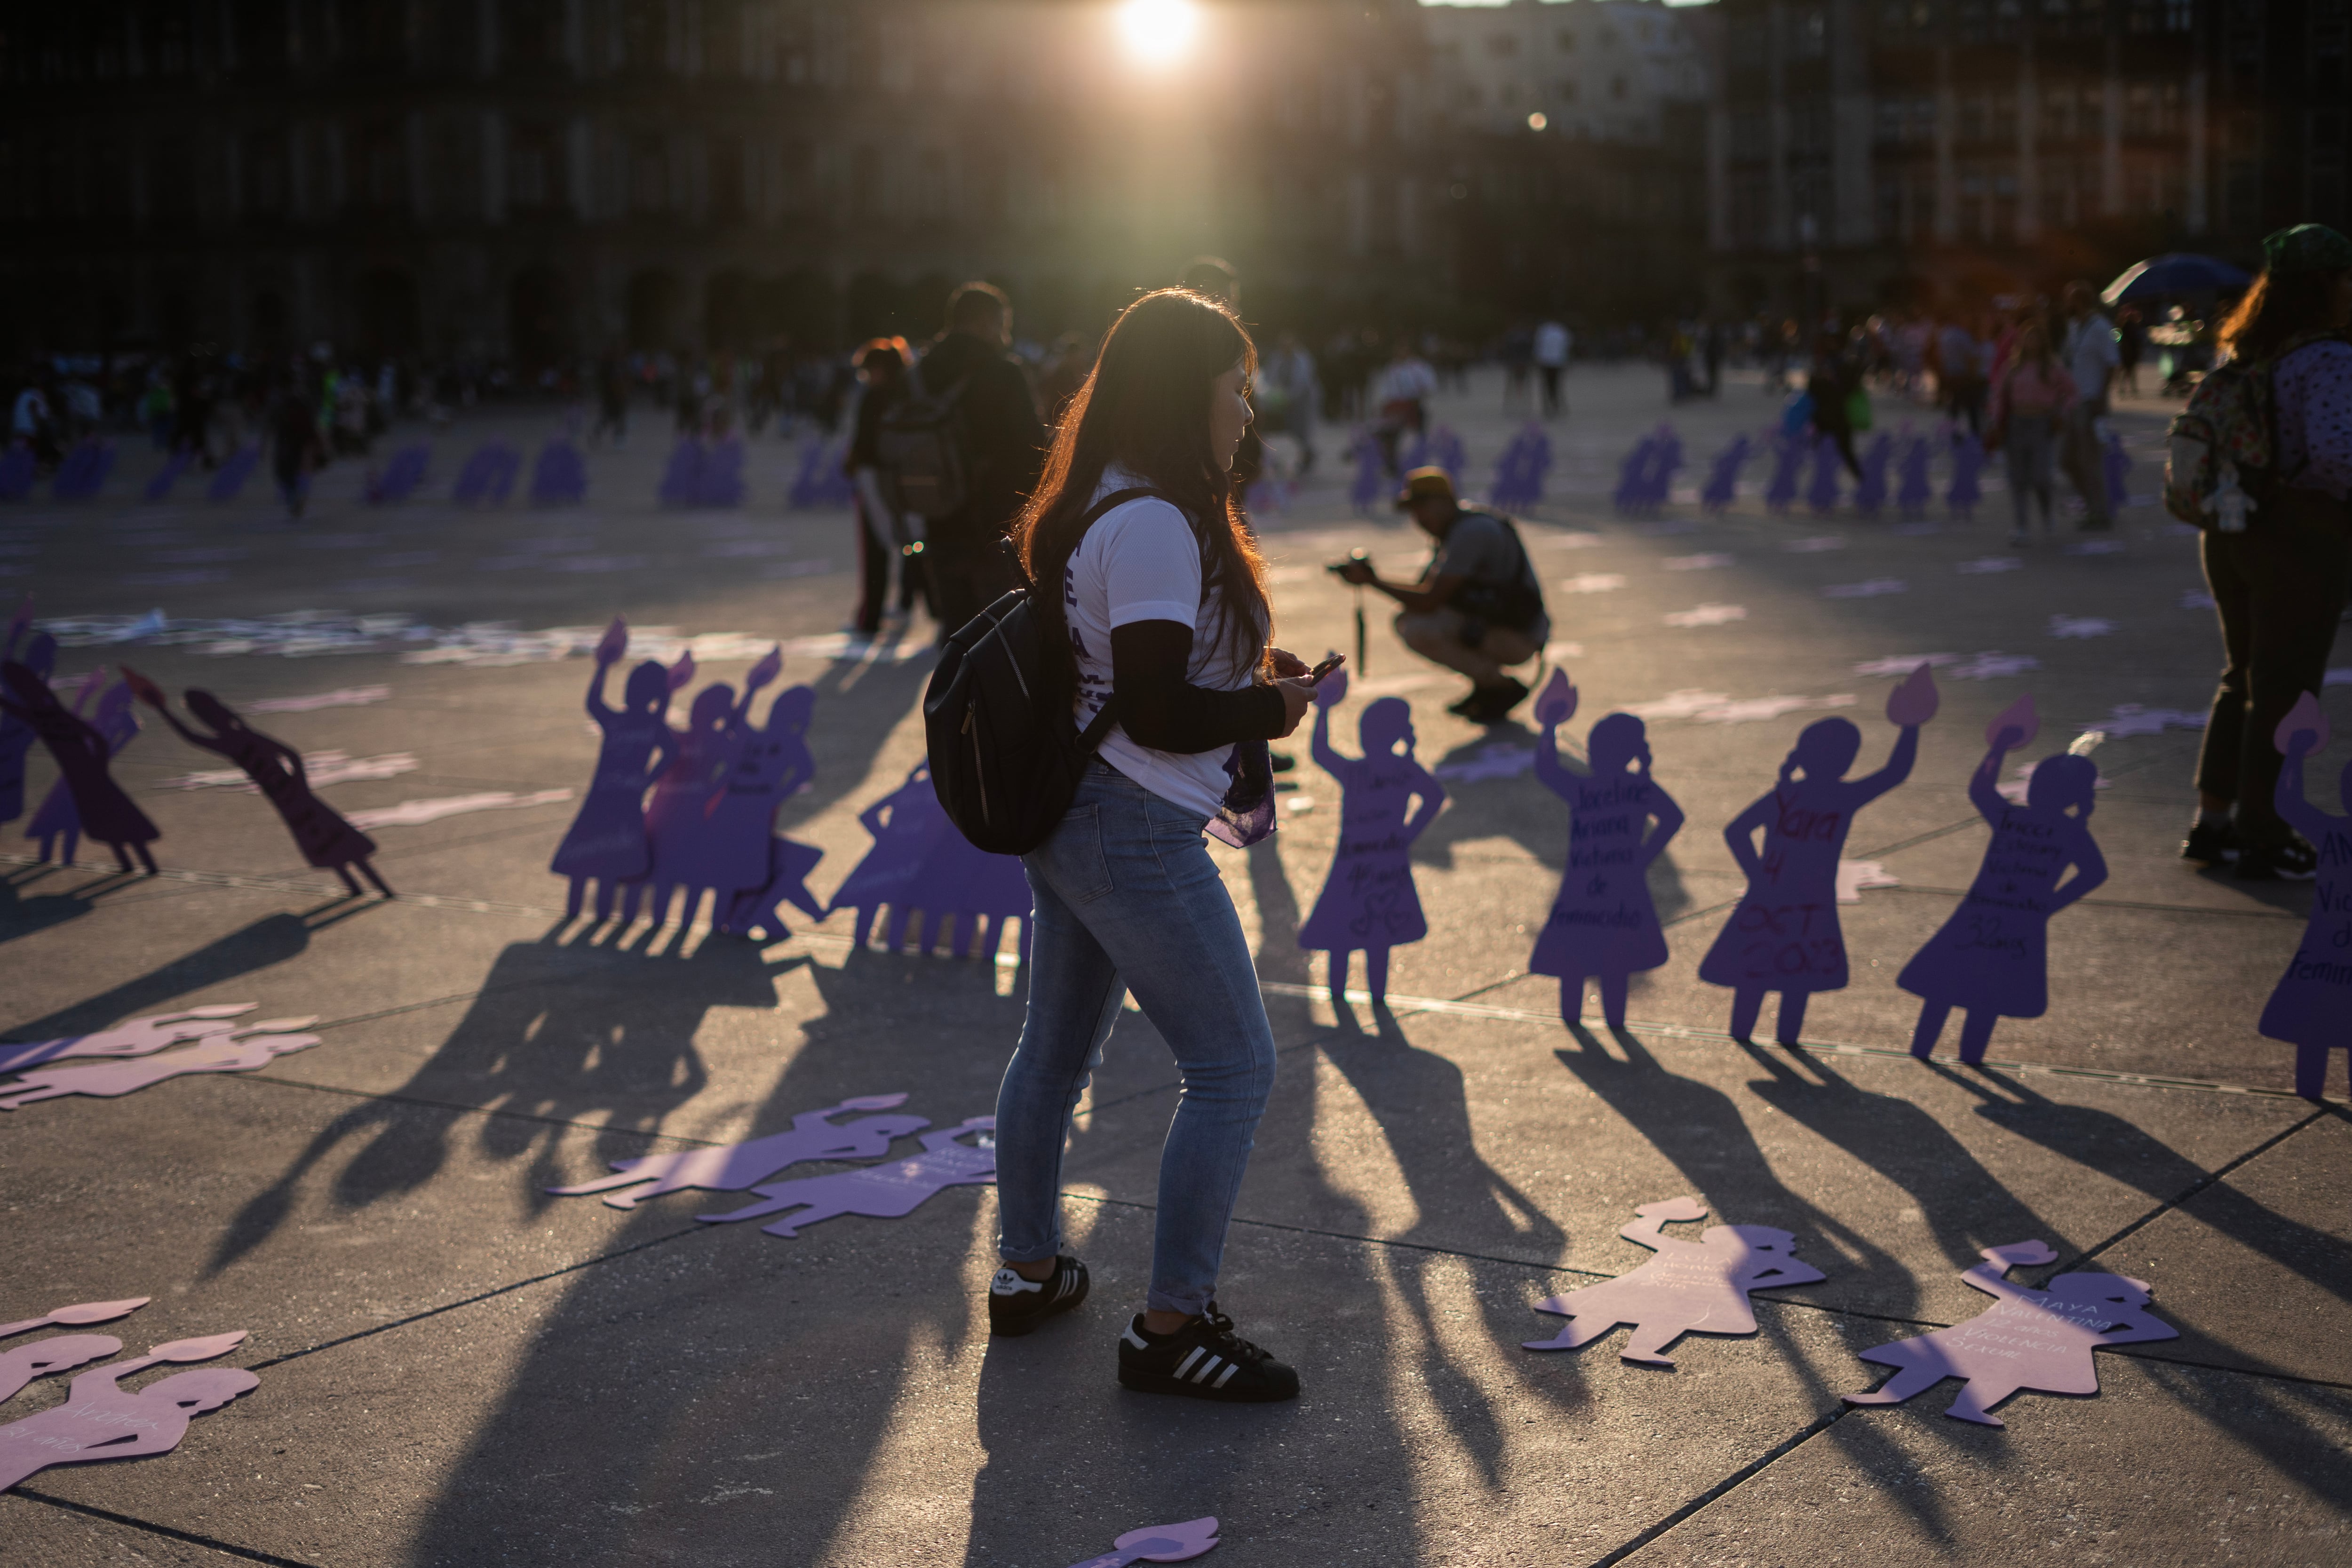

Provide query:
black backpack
left=873, top=365, right=970, bottom=523
left=924, top=487, right=1168, bottom=855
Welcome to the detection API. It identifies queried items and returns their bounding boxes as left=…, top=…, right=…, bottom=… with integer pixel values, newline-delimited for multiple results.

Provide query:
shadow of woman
left=207, top=923, right=785, bottom=1274
left=5, top=908, right=319, bottom=1040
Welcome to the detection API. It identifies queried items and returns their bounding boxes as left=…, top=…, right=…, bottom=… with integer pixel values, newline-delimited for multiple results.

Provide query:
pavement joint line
left=1876, top=883, right=2303, bottom=920
left=7, top=1491, right=327, bottom=1567
left=2052, top=1103, right=2336, bottom=1278
left=1587, top=1405, right=1855, bottom=1568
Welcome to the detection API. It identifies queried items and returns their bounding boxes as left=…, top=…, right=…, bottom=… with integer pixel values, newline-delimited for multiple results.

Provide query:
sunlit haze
left=1117, top=0, right=1203, bottom=66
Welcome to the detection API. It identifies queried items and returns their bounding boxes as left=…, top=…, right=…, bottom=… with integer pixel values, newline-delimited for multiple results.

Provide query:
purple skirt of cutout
left=550, top=730, right=665, bottom=881
left=2259, top=829, right=2352, bottom=1044
left=1297, top=832, right=1426, bottom=949
left=1528, top=827, right=1667, bottom=980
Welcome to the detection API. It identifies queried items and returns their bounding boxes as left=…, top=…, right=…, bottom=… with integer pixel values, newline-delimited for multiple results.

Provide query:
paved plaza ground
left=2, top=363, right=2347, bottom=1567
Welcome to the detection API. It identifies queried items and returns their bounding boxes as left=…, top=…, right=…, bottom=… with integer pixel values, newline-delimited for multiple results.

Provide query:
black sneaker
left=2235, top=836, right=2320, bottom=881
left=1269, top=750, right=1296, bottom=773
left=1118, top=1304, right=1299, bottom=1402
left=2181, top=819, right=2239, bottom=865
left=988, top=1257, right=1089, bottom=1337
left=1463, top=677, right=1530, bottom=725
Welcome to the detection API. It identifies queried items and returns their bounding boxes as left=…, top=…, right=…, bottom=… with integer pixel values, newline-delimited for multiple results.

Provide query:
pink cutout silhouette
left=1527, top=672, right=1685, bottom=1030
left=0, top=1332, right=255, bottom=1493
left=1063, top=1517, right=1222, bottom=1568
left=0, top=1298, right=149, bottom=1342
left=2263, top=706, right=2352, bottom=1097
left=5, top=666, right=157, bottom=872
left=123, top=670, right=392, bottom=897
left=0, top=1028, right=321, bottom=1110
left=829, top=763, right=1032, bottom=959
left=1698, top=670, right=1932, bottom=1043
left=546, top=1094, right=928, bottom=1209
left=0, top=1336, right=128, bottom=1405
left=1901, top=707, right=2106, bottom=1065
left=0, top=1006, right=258, bottom=1075
left=1522, top=1198, right=1826, bottom=1363
left=550, top=620, right=678, bottom=921
left=1843, top=1240, right=2176, bottom=1425
left=1296, top=673, right=1446, bottom=1004
left=697, top=1116, right=996, bottom=1237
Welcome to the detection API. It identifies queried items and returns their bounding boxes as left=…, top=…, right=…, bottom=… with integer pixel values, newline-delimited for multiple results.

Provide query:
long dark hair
left=2217, top=267, right=2348, bottom=361
left=1013, top=289, right=1268, bottom=682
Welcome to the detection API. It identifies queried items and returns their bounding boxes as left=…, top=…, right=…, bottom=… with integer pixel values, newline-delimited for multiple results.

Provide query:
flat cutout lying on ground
left=1523, top=1198, right=1826, bottom=1363
left=697, top=1117, right=996, bottom=1238
left=0, top=1005, right=262, bottom=1075
left=547, top=1094, right=929, bottom=1209
left=1063, top=1516, right=1222, bottom=1567
left=1844, top=1241, right=2176, bottom=1425
left=0, top=1025, right=322, bottom=1110
left=0, top=1331, right=255, bottom=1492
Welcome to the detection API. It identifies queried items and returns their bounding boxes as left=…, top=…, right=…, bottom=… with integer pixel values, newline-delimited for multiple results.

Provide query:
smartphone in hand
left=1308, top=653, right=1346, bottom=685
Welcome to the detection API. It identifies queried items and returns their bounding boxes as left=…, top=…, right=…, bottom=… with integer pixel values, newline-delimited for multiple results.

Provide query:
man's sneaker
left=2235, top=835, right=2320, bottom=881
left=1464, top=677, right=1530, bottom=725
left=988, top=1257, right=1089, bottom=1337
left=1118, top=1304, right=1300, bottom=1403
left=2181, top=819, right=2239, bottom=865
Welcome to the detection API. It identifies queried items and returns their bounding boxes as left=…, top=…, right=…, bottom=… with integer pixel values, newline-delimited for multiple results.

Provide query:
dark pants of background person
left=923, top=532, right=1015, bottom=643
left=854, top=501, right=927, bottom=635
left=1540, top=365, right=1564, bottom=417
left=1943, top=374, right=1986, bottom=436
left=2197, top=492, right=2352, bottom=846
left=2063, top=397, right=2111, bottom=526
left=1814, top=414, right=1862, bottom=478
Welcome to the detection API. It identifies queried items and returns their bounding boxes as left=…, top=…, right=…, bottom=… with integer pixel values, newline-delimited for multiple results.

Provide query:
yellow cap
left=1395, top=467, right=1456, bottom=507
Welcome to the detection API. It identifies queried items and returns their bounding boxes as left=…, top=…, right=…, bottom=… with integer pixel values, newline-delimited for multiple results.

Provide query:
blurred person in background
left=843, top=336, right=928, bottom=637
left=1985, top=321, right=2076, bottom=547
left=914, top=281, right=1047, bottom=639
left=2059, top=282, right=2121, bottom=530
left=271, top=362, right=326, bottom=520
left=1534, top=318, right=1571, bottom=417
left=1371, top=339, right=1438, bottom=476
left=1257, top=330, right=1319, bottom=477
left=2116, top=305, right=2147, bottom=395
left=1806, top=334, right=1863, bottom=478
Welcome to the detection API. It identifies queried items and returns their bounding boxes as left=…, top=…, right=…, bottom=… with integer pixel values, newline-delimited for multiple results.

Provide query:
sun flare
left=1117, top=0, right=1202, bottom=68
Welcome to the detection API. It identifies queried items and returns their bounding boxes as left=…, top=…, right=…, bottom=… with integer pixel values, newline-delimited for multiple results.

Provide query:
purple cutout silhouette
left=1853, top=433, right=1891, bottom=516
left=50, top=439, right=114, bottom=501
left=203, top=444, right=260, bottom=502
left=698, top=1116, right=996, bottom=1237
left=1700, top=435, right=1752, bottom=511
left=0, top=1336, right=127, bottom=1405
left=1528, top=672, right=1686, bottom=1032
left=1805, top=434, right=1843, bottom=513
left=550, top=620, right=676, bottom=921
left=0, top=1005, right=267, bottom=1075
left=703, top=664, right=812, bottom=886
left=0, top=1331, right=255, bottom=1493
left=659, top=439, right=702, bottom=507
left=1348, top=429, right=1385, bottom=514
left=365, top=444, right=430, bottom=504
left=696, top=436, right=747, bottom=507
left=0, top=1298, right=149, bottom=1342
left=548, top=1093, right=928, bottom=1209
left=1063, top=1517, right=1222, bottom=1568
left=787, top=437, right=853, bottom=509
left=123, top=669, right=392, bottom=898
left=0, top=612, right=55, bottom=826
left=2, top=664, right=158, bottom=874
left=1698, top=667, right=1934, bottom=1044
left=1523, top=1198, right=1827, bottom=1363
left=1296, top=673, right=1445, bottom=1004
left=629, top=649, right=782, bottom=927
left=1895, top=428, right=1935, bottom=517
left=1763, top=433, right=1804, bottom=514
left=830, top=762, right=1033, bottom=959
left=0, top=1027, right=321, bottom=1110
left=530, top=436, right=588, bottom=506
left=1946, top=429, right=1985, bottom=518
left=21, top=671, right=131, bottom=862
left=1901, top=707, right=2107, bottom=1065
left=0, top=444, right=34, bottom=500
left=719, top=836, right=827, bottom=942
left=2262, top=700, right=2352, bottom=1097
left=1489, top=424, right=1552, bottom=509
left=1843, top=1241, right=2176, bottom=1425
left=1427, top=424, right=1466, bottom=483
left=451, top=440, right=520, bottom=506
left=143, top=450, right=194, bottom=502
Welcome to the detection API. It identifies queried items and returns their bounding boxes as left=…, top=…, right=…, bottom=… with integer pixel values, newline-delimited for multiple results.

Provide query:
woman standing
left=2184, top=224, right=2352, bottom=881
left=842, top=337, right=926, bottom=636
left=1986, top=322, right=2078, bottom=547
left=987, top=289, right=1316, bottom=1404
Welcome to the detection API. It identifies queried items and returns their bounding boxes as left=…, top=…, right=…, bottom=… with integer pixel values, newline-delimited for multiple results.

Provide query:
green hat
left=2261, top=223, right=2352, bottom=275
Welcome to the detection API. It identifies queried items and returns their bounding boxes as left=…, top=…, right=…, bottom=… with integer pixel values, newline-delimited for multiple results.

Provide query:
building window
left=245, top=129, right=286, bottom=215
left=709, top=135, right=745, bottom=223
left=629, top=134, right=666, bottom=212
left=1793, top=10, right=1827, bottom=56
left=510, top=122, right=561, bottom=210
left=361, top=121, right=405, bottom=209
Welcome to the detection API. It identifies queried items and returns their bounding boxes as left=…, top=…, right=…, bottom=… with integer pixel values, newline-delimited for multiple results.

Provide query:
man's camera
left=1326, top=548, right=1370, bottom=580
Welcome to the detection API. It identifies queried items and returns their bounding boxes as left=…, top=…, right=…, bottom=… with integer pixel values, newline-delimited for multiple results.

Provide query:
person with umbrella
left=2183, top=224, right=2352, bottom=881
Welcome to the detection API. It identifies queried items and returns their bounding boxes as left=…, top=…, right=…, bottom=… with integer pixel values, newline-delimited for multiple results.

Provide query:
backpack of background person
left=2163, top=329, right=2350, bottom=530
left=923, top=488, right=1167, bottom=855
left=874, top=365, right=971, bottom=524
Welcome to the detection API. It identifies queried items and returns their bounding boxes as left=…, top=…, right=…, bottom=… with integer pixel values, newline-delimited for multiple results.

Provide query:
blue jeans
left=994, top=761, right=1279, bottom=1316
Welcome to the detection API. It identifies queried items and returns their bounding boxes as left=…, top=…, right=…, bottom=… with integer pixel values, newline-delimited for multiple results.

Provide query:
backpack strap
left=999, top=486, right=1174, bottom=757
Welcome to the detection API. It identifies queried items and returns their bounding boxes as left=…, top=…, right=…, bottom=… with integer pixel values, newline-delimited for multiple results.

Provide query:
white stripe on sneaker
left=1190, top=1355, right=1223, bottom=1385
left=1122, top=1324, right=1151, bottom=1350
left=1212, top=1363, right=1240, bottom=1389
left=1173, top=1346, right=1207, bottom=1379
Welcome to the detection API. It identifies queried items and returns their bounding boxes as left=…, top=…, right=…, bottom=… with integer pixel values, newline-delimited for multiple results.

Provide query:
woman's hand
left=1273, top=678, right=1316, bottom=737
left=1267, top=648, right=1310, bottom=679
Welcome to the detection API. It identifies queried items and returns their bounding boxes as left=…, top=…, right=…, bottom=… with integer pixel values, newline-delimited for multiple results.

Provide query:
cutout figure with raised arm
left=698, top=1116, right=996, bottom=1238
left=701, top=660, right=827, bottom=939
left=0, top=1332, right=256, bottom=1493
left=2261, top=694, right=2352, bottom=1098
left=829, top=762, right=1033, bottom=957
left=0, top=604, right=53, bottom=826
left=1522, top=1197, right=1826, bottom=1363
left=1900, top=695, right=2106, bottom=1064
left=1698, top=665, right=1935, bottom=1044
left=1527, top=672, right=1684, bottom=1031
left=549, top=621, right=679, bottom=921
left=0, top=1027, right=320, bottom=1110
left=0, top=1005, right=258, bottom=1075
left=1, top=663, right=158, bottom=873
left=1843, top=1240, right=2176, bottom=1425
left=547, top=1093, right=928, bottom=1209
left=631, top=654, right=778, bottom=927
left=122, top=670, right=391, bottom=897
left=1296, top=677, right=1445, bottom=1005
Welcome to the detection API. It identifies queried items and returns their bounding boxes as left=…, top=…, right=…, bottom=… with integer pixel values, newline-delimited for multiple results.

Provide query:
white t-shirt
left=1373, top=357, right=1438, bottom=406
left=1534, top=322, right=1572, bottom=367
left=1066, top=470, right=1265, bottom=824
left=2064, top=316, right=2120, bottom=404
